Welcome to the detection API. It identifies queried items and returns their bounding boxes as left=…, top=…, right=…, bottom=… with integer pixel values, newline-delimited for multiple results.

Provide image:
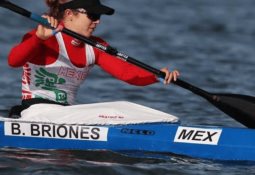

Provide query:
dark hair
left=45, top=0, right=80, bottom=20
left=45, top=0, right=64, bottom=20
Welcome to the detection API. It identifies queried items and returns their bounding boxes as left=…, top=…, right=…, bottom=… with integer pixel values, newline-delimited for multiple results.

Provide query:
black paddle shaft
left=1, top=0, right=255, bottom=128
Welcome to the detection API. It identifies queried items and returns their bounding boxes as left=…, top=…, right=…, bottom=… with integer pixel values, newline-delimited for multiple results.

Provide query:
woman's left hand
left=160, top=67, right=180, bottom=85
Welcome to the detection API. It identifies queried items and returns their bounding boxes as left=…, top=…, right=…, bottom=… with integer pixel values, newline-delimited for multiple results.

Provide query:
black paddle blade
left=209, top=93, right=255, bottom=128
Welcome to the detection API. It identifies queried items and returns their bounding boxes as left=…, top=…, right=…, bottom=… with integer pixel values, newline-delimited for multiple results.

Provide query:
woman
left=8, top=0, right=180, bottom=117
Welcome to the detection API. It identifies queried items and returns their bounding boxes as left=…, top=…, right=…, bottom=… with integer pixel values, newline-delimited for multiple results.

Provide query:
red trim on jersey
left=8, top=30, right=158, bottom=86
left=22, top=90, right=32, bottom=99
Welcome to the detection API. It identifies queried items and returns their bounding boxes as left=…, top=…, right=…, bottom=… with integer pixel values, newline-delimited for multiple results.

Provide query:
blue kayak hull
left=0, top=119, right=254, bottom=161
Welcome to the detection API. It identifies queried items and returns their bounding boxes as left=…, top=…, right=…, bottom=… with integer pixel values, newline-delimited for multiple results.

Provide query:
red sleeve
left=92, top=37, right=158, bottom=86
left=8, top=30, right=59, bottom=67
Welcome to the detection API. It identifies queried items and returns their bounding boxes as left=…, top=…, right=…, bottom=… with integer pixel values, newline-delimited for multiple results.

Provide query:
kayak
left=1, top=1, right=255, bottom=161
left=2, top=117, right=255, bottom=161
left=1, top=101, right=255, bottom=161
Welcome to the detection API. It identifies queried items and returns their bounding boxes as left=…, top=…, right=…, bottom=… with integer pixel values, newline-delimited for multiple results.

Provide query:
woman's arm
left=8, top=16, right=59, bottom=68
left=8, top=30, right=45, bottom=67
left=96, top=50, right=158, bottom=86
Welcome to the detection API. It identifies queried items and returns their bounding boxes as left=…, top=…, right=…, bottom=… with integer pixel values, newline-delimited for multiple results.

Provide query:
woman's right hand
left=36, top=15, right=59, bottom=40
left=160, top=67, right=180, bottom=85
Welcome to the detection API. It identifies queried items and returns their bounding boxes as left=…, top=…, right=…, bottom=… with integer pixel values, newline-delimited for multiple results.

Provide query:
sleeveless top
left=21, top=33, right=95, bottom=105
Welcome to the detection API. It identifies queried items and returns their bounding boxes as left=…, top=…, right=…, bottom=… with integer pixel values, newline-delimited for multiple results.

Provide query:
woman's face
left=63, top=9, right=100, bottom=37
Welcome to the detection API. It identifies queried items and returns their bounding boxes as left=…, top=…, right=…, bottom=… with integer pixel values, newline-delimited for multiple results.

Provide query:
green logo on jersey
left=35, top=68, right=67, bottom=103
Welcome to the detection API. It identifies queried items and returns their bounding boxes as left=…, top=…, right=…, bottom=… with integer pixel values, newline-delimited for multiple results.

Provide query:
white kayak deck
left=2, top=101, right=179, bottom=125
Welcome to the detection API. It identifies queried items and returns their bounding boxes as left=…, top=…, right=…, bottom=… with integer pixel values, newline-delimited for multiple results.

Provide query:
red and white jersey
left=22, top=33, right=95, bottom=104
left=8, top=30, right=158, bottom=104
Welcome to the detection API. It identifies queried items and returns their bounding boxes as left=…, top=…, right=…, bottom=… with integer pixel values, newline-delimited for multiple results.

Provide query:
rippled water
left=0, top=0, right=255, bottom=174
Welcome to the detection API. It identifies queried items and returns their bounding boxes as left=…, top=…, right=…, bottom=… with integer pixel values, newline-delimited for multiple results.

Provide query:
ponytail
left=45, top=0, right=64, bottom=20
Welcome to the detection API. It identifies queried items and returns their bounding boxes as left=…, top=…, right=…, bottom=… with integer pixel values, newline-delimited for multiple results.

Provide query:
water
left=0, top=0, right=255, bottom=174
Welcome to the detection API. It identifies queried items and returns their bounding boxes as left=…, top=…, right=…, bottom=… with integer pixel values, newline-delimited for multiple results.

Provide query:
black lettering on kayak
left=31, top=124, right=40, bottom=136
left=192, top=131, right=205, bottom=141
left=143, top=130, right=155, bottom=135
left=121, top=128, right=155, bottom=136
left=57, top=125, right=68, bottom=138
left=69, top=125, right=79, bottom=138
left=174, top=127, right=222, bottom=145
left=52, top=125, right=56, bottom=137
left=5, top=122, right=108, bottom=141
left=203, top=131, right=218, bottom=142
left=91, top=128, right=100, bottom=140
left=42, top=124, right=52, bottom=137
left=179, top=130, right=217, bottom=142
left=178, top=129, right=194, bottom=140
left=80, top=126, right=90, bottom=139
left=11, top=123, right=21, bottom=135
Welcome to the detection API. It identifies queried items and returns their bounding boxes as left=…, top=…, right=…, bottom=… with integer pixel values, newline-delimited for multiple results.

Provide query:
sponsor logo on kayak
left=121, top=128, right=155, bottom=136
left=174, top=126, right=222, bottom=145
left=99, top=115, right=124, bottom=119
left=4, top=122, right=108, bottom=141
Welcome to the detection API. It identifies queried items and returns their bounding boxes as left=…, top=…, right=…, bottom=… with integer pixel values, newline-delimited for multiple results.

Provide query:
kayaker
left=7, top=0, right=180, bottom=117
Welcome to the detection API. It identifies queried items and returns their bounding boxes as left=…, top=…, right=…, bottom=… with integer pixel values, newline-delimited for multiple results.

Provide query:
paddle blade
left=209, top=94, right=255, bottom=128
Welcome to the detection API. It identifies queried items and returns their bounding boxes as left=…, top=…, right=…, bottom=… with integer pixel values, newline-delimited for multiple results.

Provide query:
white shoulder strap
left=85, top=44, right=95, bottom=66
left=55, top=33, right=69, bottom=59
